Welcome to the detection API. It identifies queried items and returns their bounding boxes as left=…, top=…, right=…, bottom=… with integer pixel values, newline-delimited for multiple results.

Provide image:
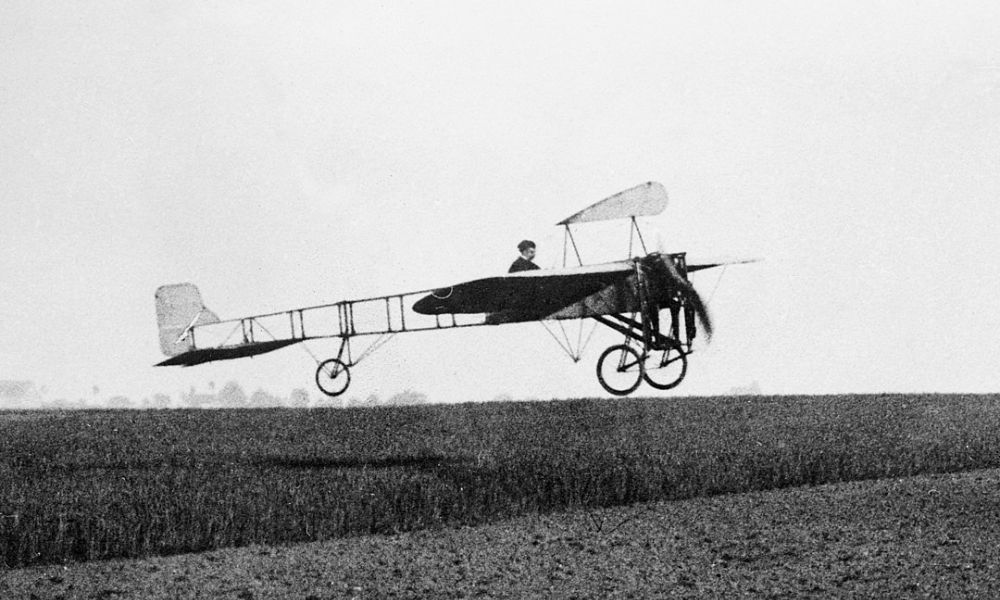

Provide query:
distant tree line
left=0, top=379, right=433, bottom=410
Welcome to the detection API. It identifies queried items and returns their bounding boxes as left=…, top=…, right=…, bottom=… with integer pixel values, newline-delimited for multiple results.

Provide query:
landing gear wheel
left=596, top=344, right=644, bottom=396
left=315, top=358, right=351, bottom=397
left=642, top=338, right=688, bottom=390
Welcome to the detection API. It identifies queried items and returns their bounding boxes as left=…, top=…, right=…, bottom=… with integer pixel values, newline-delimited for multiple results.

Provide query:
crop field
left=3, top=393, right=1000, bottom=569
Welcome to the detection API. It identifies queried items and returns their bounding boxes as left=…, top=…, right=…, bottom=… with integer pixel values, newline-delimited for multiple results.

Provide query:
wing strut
left=627, top=216, right=649, bottom=257
left=562, top=225, right=583, bottom=267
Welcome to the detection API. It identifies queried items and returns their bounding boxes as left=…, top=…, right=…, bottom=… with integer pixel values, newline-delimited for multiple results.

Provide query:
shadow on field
left=256, top=454, right=465, bottom=471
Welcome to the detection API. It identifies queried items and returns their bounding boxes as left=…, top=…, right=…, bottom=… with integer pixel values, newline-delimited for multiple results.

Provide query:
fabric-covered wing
left=557, top=181, right=667, bottom=225
left=412, top=266, right=632, bottom=321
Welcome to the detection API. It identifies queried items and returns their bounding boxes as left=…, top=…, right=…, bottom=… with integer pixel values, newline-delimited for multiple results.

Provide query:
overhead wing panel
left=557, top=181, right=668, bottom=225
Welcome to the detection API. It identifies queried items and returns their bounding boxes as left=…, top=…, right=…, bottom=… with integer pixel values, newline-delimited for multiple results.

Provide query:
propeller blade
left=645, top=253, right=713, bottom=340
left=684, top=281, right=713, bottom=339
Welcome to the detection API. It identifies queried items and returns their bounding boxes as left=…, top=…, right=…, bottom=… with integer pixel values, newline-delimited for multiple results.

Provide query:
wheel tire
left=642, top=338, right=688, bottom=390
left=315, top=358, right=351, bottom=397
left=596, top=344, right=644, bottom=396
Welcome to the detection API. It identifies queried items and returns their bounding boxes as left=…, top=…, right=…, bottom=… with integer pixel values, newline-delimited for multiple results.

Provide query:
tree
left=216, top=381, right=248, bottom=407
left=145, top=393, right=172, bottom=409
left=387, top=389, right=427, bottom=406
left=42, top=397, right=81, bottom=410
left=288, top=388, right=310, bottom=408
left=106, top=395, right=132, bottom=409
left=249, top=389, right=279, bottom=408
left=349, top=394, right=381, bottom=407
left=0, top=380, right=41, bottom=409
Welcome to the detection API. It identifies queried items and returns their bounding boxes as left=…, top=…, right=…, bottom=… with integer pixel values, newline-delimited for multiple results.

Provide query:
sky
left=2, top=1, right=1000, bottom=405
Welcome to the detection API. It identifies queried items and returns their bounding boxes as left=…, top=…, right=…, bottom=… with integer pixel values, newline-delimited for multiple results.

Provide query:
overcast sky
left=2, top=1, right=999, bottom=405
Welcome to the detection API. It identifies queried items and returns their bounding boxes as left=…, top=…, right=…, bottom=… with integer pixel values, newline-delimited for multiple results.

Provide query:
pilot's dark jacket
left=508, top=257, right=540, bottom=273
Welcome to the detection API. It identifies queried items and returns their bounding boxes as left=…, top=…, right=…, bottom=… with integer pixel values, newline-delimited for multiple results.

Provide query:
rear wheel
left=596, top=344, right=643, bottom=396
left=642, top=338, right=688, bottom=390
left=315, top=358, right=351, bottom=397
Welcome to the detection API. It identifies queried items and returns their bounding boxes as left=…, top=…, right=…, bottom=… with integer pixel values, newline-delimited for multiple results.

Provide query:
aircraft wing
left=687, top=258, right=760, bottom=273
left=412, top=262, right=633, bottom=321
left=557, top=181, right=667, bottom=225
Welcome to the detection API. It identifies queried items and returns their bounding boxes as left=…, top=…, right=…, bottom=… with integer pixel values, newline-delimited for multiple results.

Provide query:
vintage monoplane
left=154, top=182, right=752, bottom=396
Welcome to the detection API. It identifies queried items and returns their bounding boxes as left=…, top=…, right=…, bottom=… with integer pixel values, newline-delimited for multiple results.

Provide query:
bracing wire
left=251, top=319, right=327, bottom=367
left=557, top=320, right=576, bottom=360
left=215, top=322, right=245, bottom=347
left=706, top=265, right=729, bottom=305
left=243, top=306, right=398, bottom=369
left=353, top=333, right=396, bottom=365
left=576, top=317, right=584, bottom=357
left=247, top=319, right=275, bottom=342
left=298, top=339, right=326, bottom=366
left=578, top=319, right=600, bottom=358
left=539, top=319, right=599, bottom=362
left=540, top=321, right=576, bottom=361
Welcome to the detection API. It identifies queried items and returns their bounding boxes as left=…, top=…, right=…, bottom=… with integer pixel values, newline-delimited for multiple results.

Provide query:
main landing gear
left=592, top=256, right=699, bottom=396
left=595, top=337, right=688, bottom=396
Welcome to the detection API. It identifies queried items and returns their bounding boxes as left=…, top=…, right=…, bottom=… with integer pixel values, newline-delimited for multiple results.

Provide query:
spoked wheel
left=642, top=337, right=688, bottom=390
left=315, top=358, right=351, bottom=397
left=596, top=344, right=644, bottom=396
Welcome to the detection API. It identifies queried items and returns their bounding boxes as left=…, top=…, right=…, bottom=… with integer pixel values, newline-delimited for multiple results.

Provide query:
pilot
left=508, top=240, right=540, bottom=273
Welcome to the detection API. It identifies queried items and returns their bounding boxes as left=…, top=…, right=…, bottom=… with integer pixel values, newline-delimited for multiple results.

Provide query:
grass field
left=3, top=393, right=1000, bottom=569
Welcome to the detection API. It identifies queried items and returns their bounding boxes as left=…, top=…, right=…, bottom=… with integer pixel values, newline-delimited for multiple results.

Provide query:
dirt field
left=4, top=468, right=999, bottom=599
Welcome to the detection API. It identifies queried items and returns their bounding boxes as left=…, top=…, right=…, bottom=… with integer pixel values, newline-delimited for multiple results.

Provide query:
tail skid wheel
left=315, top=358, right=351, bottom=397
left=596, top=344, right=644, bottom=396
left=642, top=338, right=688, bottom=390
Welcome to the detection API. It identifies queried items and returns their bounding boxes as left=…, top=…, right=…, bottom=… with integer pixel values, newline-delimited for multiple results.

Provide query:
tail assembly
left=154, top=283, right=221, bottom=358
left=154, top=283, right=302, bottom=367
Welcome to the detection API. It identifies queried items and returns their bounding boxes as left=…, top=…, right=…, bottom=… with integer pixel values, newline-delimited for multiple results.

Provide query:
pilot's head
left=517, top=240, right=536, bottom=261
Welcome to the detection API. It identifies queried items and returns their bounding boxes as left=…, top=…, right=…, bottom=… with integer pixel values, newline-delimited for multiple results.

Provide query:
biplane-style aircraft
left=155, top=182, right=752, bottom=396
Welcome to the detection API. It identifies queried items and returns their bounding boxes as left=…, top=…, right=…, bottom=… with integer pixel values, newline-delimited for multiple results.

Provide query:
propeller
left=641, top=252, right=713, bottom=340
